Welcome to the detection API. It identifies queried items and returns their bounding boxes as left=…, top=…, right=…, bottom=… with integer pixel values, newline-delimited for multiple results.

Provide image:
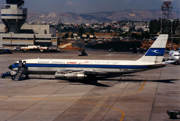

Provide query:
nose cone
left=9, top=65, right=12, bottom=70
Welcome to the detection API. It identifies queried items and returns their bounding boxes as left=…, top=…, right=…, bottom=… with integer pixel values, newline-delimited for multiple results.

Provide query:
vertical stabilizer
left=138, top=34, right=168, bottom=63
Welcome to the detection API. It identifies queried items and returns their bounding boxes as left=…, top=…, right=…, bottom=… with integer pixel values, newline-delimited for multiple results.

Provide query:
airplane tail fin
left=138, top=34, right=168, bottom=63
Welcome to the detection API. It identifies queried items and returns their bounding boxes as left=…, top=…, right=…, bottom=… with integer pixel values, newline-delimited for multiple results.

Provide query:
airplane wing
left=163, top=56, right=177, bottom=64
left=164, top=60, right=177, bottom=64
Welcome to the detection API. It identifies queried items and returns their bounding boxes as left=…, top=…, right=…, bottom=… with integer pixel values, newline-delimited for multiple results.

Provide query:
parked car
left=48, top=45, right=58, bottom=52
left=1, top=71, right=12, bottom=78
left=0, top=49, right=4, bottom=54
left=14, top=46, right=21, bottom=51
left=21, top=45, right=40, bottom=52
left=3, top=49, right=12, bottom=54
left=78, top=49, right=88, bottom=56
left=39, top=46, right=48, bottom=52
left=0, top=49, right=12, bottom=54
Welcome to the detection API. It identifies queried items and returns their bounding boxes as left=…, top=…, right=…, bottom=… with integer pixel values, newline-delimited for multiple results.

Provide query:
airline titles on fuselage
left=37, top=60, right=121, bottom=65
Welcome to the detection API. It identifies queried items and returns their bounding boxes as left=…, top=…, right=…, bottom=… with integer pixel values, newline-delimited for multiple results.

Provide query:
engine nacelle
left=55, top=72, right=87, bottom=80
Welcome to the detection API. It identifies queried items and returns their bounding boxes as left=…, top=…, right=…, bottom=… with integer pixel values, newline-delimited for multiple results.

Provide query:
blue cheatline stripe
left=1, top=14, right=26, bottom=17
left=145, top=48, right=165, bottom=56
left=12, top=63, right=149, bottom=69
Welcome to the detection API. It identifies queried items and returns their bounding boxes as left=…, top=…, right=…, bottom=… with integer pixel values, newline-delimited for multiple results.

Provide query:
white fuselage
left=11, top=58, right=165, bottom=76
left=9, top=34, right=169, bottom=80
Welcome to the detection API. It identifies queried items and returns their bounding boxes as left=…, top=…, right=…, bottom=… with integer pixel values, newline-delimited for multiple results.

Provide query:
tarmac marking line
left=81, top=97, right=110, bottom=121
left=0, top=81, right=146, bottom=121
left=79, top=101, right=125, bottom=121
left=0, top=81, right=146, bottom=101
left=122, top=80, right=146, bottom=95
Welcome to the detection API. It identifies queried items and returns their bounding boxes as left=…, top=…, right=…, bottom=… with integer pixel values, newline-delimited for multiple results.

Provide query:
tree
left=149, top=19, right=161, bottom=34
left=131, top=33, right=141, bottom=39
left=64, top=33, right=69, bottom=38
left=78, top=26, right=86, bottom=37
left=142, top=31, right=150, bottom=39
left=70, top=33, right=74, bottom=38
left=88, top=27, right=95, bottom=35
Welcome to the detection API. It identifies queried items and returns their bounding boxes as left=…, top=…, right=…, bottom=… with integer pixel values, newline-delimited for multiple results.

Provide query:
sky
left=0, top=0, right=179, bottom=13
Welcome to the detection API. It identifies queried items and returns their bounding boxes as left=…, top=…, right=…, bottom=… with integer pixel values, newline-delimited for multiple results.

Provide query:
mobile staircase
left=12, top=61, right=27, bottom=81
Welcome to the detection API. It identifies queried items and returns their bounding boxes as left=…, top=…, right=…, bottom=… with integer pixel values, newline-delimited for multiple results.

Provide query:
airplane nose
left=9, top=65, right=12, bottom=70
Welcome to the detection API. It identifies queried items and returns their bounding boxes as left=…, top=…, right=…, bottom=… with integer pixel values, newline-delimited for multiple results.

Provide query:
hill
left=1, top=9, right=180, bottom=24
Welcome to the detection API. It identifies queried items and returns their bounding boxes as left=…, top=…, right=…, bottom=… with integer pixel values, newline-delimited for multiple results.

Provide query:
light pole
left=171, top=20, right=173, bottom=50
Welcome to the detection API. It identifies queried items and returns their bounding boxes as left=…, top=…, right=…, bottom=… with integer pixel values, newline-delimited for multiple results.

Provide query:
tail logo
left=151, top=50, right=160, bottom=54
left=145, top=48, right=165, bottom=56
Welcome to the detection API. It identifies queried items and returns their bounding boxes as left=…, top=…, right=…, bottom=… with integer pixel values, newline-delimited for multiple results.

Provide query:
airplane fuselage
left=9, top=34, right=169, bottom=80
left=10, top=59, right=166, bottom=76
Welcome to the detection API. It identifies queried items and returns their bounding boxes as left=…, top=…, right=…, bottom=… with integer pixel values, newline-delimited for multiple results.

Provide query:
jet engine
left=55, top=71, right=87, bottom=80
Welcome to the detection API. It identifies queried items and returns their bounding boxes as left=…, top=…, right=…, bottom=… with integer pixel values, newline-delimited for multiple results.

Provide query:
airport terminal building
left=0, top=24, right=59, bottom=49
left=0, top=1, right=59, bottom=49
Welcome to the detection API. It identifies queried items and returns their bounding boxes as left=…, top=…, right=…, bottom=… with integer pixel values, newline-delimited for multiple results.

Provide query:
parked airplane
left=9, top=34, right=168, bottom=80
left=164, top=50, right=180, bottom=65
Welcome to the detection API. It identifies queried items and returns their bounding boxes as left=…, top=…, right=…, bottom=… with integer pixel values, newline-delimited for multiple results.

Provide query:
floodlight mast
left=161, top=0, right=174, bottom=50
left=161, top=0, right=174, bottom=34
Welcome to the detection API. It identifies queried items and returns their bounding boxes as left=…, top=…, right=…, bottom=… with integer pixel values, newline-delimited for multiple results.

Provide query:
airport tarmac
left=0, top=50, right=179, bottom=121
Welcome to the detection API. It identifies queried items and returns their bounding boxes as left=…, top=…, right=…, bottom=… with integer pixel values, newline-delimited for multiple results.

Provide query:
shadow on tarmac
left=29, top=77, right=110, bottom=87
left=18, top=75, right=180, bottom=87
left=102, top=78, right=179, bottom=84
left=67, top=79, right=110, bottom=87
